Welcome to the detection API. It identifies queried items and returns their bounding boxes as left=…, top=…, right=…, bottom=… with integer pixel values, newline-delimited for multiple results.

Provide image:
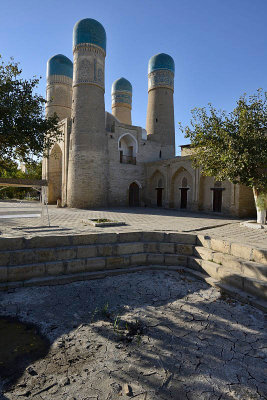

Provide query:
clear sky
left=1, top=0, right=266, bottom=153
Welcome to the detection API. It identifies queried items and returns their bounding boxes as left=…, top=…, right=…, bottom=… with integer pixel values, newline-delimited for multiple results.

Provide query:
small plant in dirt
left=101, top=302, right=111, bottom=319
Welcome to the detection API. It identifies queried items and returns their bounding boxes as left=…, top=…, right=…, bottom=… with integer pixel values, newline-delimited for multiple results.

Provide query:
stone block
left=230, top=243, right=252, bottom=260
left=9, top=250, right=36, bottom=266
left=116, top=242, right=144, bottom=255
left=94, top=233, right=117, bottom=244
left=118, top=232, right=142, bottom=242
left=167, top=233, right=197, bottom=244
left=0, top=251, right=11, bottom=267
left=33, top=248, right=58, bottom=263
left=97, top=244, right=115, bottom=257
left=45, top=261, right=64, bottom=276
left=221, top=254, right=242, bottom=272
left=85, top=257, right=106, bottom=271
left=66, top=258, right=87, bottom=274
left=26, top=236, right=70, bottom=249
left=240, top=261, right=267, bottom=280
left=0, top=267, right=7, bottom=282
left=219, top=272, right=244, bottom=290
left=193, top=246, right=214, bottom=261
left=0, top=237, right=24, bottom=251
left=251, top=248, right=267, bottom=265
left=106, top=256, right=129, bottom=269
left=144, top=242, right=158, bottom=253
left=164, top=254, right=187, bottom=266
left=130, top=253, right=147, bottom=266
left=142, top=232, right=165, bottom=242
left=76, top=245, right=97, bottom=259
left=175, top=244, right=193, bottom=255
left=56, top=247, right=77, bottom=261
left=187, top=257, right=203, bottom=271
left=71, top=234, right=99, bottom=246
left=196, top=235, right=211, bottom=248
left=199, top=260, right=219, bottom=278
left=147, top=253, right=164, bottom=264
left=7, top=264, right=45, bottom=282
left=210, top=238, right=231, bottom=254
left=243, top=278, right=267, bottom=300
left=159, top=243, right=175, bottom=254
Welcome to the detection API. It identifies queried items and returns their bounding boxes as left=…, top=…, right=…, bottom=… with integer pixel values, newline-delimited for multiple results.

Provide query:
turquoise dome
left=112, top=77, right=132, bottom=93
left=47, top=54, right=73, bottom=79
left=148, top=53, right=175, bottom=74
left=73, top=18, right=106, bottom=51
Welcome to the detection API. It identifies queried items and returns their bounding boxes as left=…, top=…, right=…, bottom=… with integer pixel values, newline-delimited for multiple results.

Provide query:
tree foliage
left=180, top=89, right=267, bottom=193
left=0, top=160, right=42, bottom=199
left=0, top=55, right=61, bottom=172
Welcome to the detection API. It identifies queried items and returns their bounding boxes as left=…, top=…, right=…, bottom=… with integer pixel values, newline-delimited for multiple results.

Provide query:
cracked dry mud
left=0, top=270, right=266, bottom=400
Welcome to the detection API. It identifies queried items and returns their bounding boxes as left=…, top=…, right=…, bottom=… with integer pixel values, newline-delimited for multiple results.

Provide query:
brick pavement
left=0, top=201, right=266, bottom=249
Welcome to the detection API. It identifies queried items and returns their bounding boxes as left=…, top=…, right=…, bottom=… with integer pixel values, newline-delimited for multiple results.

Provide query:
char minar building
left=43, top=18, right=255, bottom=217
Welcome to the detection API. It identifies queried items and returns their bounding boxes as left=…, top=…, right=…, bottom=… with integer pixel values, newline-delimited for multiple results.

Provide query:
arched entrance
left=129, top=182, right=140, bottom=206
left=170, top=167, right=192, bottom=209
left=148, top=170, right=165, bottom=207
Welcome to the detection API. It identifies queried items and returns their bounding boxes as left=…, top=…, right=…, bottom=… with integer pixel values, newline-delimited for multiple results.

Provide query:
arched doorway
left=48, top=144, right=62, bottom=204
left=129, top=182, right=140, bottom=206
left=180, top=177, right=189, bottom=209
left=170, top=167, right=192, bottom=209
left=148, top=170, right=165, bottom=207
left=156, top=178, right=164, bottom=207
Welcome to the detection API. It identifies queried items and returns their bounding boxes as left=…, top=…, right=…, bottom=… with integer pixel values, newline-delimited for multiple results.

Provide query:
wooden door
left=129, top=183, right=140, bottom=207
left=157, top=188, right=163, bottom=207
left=180, top=188, right=188, bottom=209
left=213, top=189, right=222, bottom=212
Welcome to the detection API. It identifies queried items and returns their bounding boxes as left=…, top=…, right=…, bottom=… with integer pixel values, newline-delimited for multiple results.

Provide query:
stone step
left=197, top=235, right=267, bottom=265
left=193, top=247, right=267, bottom=281
left=187, top=257, right=267, bottom=300
left=0, top=242, right=194, bottom=267
left=0, top=231, right=197, bottom=252
left=0, top=252, right=189, bottom=283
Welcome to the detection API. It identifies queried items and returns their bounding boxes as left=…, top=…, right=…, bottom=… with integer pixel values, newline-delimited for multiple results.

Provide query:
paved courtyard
left=0, top=202, right=266, bottom=249
left=0, top=270, right=266, bottom=400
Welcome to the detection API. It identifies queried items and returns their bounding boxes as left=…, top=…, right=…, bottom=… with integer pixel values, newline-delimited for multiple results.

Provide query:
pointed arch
left=148, top=169, right=165, bottom=207
left=170, top=166, right=193, bottom=209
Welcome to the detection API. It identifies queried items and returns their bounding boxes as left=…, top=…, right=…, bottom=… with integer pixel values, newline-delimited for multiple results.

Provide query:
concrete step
left=188, top=257, right=267, bottom=300
left=197, top=235, right=267, bottom=265
left=0, top=242, right=194, bottom=267
left=193, top=247, right=267, bottom=281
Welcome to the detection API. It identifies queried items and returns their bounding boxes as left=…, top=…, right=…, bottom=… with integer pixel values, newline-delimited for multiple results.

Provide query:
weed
left=90, top=307, right=99, bottom=323
left=101, top=302, right=111, bottom=318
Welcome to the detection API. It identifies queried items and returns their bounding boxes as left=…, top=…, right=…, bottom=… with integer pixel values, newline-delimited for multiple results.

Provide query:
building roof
left=73, top=18, right=106, bottom=51
left=112, top=77, right=132, bottom=93
left=148, top=53, right=175, bottom=74
left=47, top=54, right=73, bottom=79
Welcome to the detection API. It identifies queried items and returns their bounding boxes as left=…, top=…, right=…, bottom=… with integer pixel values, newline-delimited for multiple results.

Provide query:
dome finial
left=73, top=18, right=106, bottom=51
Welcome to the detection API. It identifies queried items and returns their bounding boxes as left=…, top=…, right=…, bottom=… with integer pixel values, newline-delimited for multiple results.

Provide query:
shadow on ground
left=0, top=270, right=266, bottom=399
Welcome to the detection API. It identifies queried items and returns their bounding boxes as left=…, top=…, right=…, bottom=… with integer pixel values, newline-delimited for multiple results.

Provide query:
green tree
left=0, top=55, right=61, bottom=172
left=180, top=89, right=267, bottom=224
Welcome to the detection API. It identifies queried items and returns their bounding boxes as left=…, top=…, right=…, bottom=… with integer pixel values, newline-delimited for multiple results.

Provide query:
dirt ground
left=0, top=270, right=266, bottom=400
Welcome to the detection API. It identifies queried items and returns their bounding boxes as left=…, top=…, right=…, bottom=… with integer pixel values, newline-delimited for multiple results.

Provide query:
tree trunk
left=253, top=188, right=266, bottom=225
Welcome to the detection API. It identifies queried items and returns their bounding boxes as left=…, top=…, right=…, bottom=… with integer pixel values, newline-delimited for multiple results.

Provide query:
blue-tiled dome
left=148, top=53, right=175, bottom=74
left=47, top=55, right=73, bottom=79
left=112, top=77, right=132, bottom=93
left=73, top=18, right=106, bottom=51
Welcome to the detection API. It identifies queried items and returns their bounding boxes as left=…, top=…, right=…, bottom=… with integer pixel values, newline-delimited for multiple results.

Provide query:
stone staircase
left=0, top=231, right=266, bottom=311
